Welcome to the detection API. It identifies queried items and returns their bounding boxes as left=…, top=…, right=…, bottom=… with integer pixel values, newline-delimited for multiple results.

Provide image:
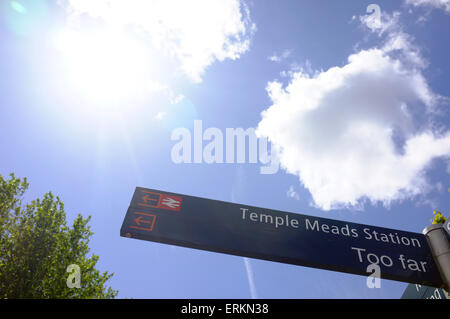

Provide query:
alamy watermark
left=366, top=4, right=381, bottom=30
left=66, top=264, right=81, bottom=289
left=170, top=120, right=280, bottom=174
left=366, top=263, right=381, bottom=289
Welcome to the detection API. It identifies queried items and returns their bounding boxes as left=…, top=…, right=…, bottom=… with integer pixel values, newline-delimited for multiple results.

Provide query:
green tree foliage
left=0, top=173, right=117, bottom=298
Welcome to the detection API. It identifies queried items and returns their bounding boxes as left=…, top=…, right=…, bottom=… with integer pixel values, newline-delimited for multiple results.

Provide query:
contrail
left=243, top=257, right=258, bottom=299
left=232, top=184, right=258, bottom=299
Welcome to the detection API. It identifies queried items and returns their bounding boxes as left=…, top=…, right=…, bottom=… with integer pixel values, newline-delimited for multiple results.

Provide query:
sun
left=55, top=27, right=153, bottom=105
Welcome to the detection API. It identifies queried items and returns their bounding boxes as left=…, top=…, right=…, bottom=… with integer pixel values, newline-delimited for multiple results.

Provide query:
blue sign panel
left=120, top=187, right=444, bottom=287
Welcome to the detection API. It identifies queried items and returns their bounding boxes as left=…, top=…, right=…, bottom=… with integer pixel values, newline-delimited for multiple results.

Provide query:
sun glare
left=55, top=28, right=152, bottom=105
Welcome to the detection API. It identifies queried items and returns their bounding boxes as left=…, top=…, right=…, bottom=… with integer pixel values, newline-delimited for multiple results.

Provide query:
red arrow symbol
left=135, top=216, right=152, bottom=226
left=141, top=195, right=152, bottom=203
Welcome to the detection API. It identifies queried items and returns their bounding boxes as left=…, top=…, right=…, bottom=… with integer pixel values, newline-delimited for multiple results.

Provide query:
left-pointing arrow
left=135, top=215, right=152, bottom=226
left=129, top=212, right=156, bottom=232
left=141, top=195, right=152, bottom=203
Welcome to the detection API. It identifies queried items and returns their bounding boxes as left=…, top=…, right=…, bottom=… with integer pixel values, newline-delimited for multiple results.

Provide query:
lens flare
left=10, top=1, right=27, bottom=14
left=1, top=0, right=48, bottom=36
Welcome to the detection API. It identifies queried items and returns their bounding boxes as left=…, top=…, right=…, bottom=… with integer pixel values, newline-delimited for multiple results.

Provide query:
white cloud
left=148, top=81, right=168, bottom=94
left=256, top=38, right=450, bottom=210
left=268, top=49, right=292, bottom=63
left=359, top=10, right=428, bottom=69
left=168, top=93, right=185, bottom=105
left=60, top=0, right=255, bottom=82
left=287, top=185, right=300, bottom=200
left=154, top=111, right=166, bottom=121
left=147, top=80, right=185, bottom=105
left=280, top=60, right=316, bottom=78
left=405, top=0, right=450, bottom=12
left=382, top=31, right=428, bottom=69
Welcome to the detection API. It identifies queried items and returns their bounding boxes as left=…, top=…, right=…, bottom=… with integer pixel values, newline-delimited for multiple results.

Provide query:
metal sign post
left=443, top=216, right=450, bottom=238
left=423, top=223, right=450, bottom=292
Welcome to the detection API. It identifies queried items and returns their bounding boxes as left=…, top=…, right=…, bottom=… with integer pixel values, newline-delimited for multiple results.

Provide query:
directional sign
left=120, top=187, right=444, bottom=287
left=401, top=283, right=449, bottom=299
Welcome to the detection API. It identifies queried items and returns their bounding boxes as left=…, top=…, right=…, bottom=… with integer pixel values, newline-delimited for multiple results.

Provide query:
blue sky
left=1, top=0, right=450, bottom=298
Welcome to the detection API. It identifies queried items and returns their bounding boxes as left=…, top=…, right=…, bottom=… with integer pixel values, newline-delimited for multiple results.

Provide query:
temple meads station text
left=240, top=208, right=421, bottom=248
